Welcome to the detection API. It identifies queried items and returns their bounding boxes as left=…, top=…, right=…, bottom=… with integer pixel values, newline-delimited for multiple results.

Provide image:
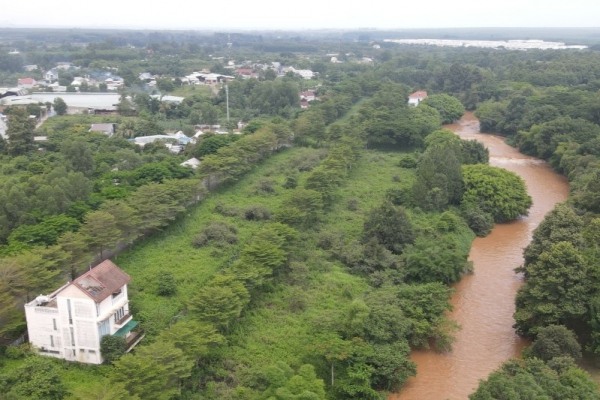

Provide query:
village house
left=90, top=123, right=117, bottom=137
left=408, top=90, right=428, bottom=106
left=300, top=90, right=317, bottom=102
left=24, top=260, right=143, bottom=364
left=45, top=69, right=59, bottom=83
left=23, top=65, right=38, bottom=72
left=17, top=78, right=37, bottom=89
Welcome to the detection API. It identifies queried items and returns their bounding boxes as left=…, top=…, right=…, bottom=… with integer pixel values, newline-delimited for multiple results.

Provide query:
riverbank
left=392, top=112, right=570, bottom=400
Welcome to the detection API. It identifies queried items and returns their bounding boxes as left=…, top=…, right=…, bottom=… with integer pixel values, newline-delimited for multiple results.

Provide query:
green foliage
left=469, top=358, right=599, bottom=400
left=8, top=214, right=80, bottom=246
left=192, top=221, right=238, bottom=248
left=522, top=203, right=584, bottom=268
left=412, top=144, right=463, bottom=210
left=100, top=335, right=127, bottom=364
left=261, top=363, right=326, bottom=400
left=53, top=97, right=67, bottom=116
left=514, top=242, right=591, bottom=337
left=463, top=206, right=495, bottom=237
left=403, top=236, right=471, bottom=284
left=110, top=340, right=193, bottom=400
left=462, top=164, right=532, bottom=222
left=156, top=271, right=177, bottom=296
left=6, top=108, right=35, bottom=156
left=363, top=202, right=415, bottom=254
left=529, top=325, right=582, bottom=362
left=0, top=356, right=68, bottom=400
left=422, top=94, right=466, bottom=124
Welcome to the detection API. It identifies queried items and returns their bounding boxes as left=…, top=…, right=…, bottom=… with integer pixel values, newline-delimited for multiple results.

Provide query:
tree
left=421, top=93, right=465, bottom=124
left=79, top=210, right=122, bottom=259
left=514, top=242, right=591, bottom=337
left=53, top=97, right=67, bottom=115
left=261, top=362, right=326, bottom=400
left=0, top=356, right=68, bottom=400
left=469, top=358, right=599, bottom=400
left=158, top=319, right=225, bottom=365
left=6, top=107, right=35, bottom=155
left=57, top=231, right=91, bottom=280
left=529, top=325, right=582, bottom=362
left=403, top=236, right=471, bottom=284
left=522, top=203, right=583, bottom=268
left=277, top=188, right=324, bottom=227
left=110, top=341, right=193, bottom=400
left=413, top=145, right=463, bottom=210
left=100, top=334, right=127, bottom=363
left=462, top=164, right=532, bottom=222
left=99, top=200, right=141, bottom=246
left=61, top=139, right=94, bottom=176
left=188, top=275, right=249, bottom=332
left=363, top=202, right=415, bottom=254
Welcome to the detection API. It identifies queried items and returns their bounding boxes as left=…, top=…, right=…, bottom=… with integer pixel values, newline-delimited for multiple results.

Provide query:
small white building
left=180, top=157, right=201, bottom=169
left=408, top=90, right=428, bottom=107
left=45, top=69, right=60, bottom=83
left=24, top=260, right=142, bottom=364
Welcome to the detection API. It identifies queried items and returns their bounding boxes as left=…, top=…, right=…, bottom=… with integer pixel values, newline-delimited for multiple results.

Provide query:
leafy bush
left=192, top=221, right=238, bottom=248
left=157, top=271, right=177, bottom=296
left=463, top=206, right=495, bottom=237
left=244, top=205, right=272, bottom=221
left=398, top=154, right=418, bottom=169
left=100, top=335, right=127, bottom=363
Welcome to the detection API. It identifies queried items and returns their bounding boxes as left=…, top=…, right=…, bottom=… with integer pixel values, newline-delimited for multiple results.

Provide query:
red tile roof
left=409, top=90, right=428, bottom=99
left=72, top=260, right=131, bottom=303
left=18, top=78, right=36, bottom=84
left=237, top=69, right=253, bottom=75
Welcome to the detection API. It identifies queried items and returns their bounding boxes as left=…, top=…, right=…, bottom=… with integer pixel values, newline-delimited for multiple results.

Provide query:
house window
left=50, top=335, right=54, bottom=347
left=67, top=299, right=73, bottom=325
left=52, top=318, right=57, bottom=331
left=69, top=327, right=75, bottom=346
left=98, top=319, right=110, bottom=338
left=72, top=349, right=76, bottom=356
left=114, top=307, right=125, bottom=323
left=112, top=289, right=122, bottom=298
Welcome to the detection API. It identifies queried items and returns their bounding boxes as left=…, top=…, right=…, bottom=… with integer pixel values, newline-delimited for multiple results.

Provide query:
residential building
left=17, top=78, right=37, bottom=89
left=180, top=157, right=201, bottom=169
left=24, top=260, right=142, bottom=364
left=45, top=69, right=59, bottom=83
left=23, top=65, right=38, bottom=72
left=90, top=123, right=117, bottom=137
left=300, top=90, right=316, bottom=102
left=408, top=90, right=428, bottom=106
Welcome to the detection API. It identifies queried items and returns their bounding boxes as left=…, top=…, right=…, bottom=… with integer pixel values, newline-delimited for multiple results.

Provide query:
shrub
left=100, top=335, right=127, bottom=363
left=193, top=221, right=238, bottom=248
left=244, top=205, right=272, bottom=221
left=253, top=179, right=277, bottom=195
left=398, top=154, right=418, bottom=169
left=157, top=271, right=177, bottom=296
left=463, top=206, right=495, bottom=237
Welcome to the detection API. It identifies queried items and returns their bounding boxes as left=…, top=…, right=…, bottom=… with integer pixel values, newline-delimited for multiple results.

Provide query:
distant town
left=384, top=38, right=588, bottom=50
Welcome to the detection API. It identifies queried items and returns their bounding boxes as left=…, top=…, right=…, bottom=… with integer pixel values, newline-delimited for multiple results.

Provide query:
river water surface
left=392, top=112, right=570, bottom=400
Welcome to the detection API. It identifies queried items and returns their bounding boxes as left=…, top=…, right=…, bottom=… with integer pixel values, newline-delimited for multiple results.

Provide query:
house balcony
left=113, top=320, right=144, bottom=352
left=114, top=313, right=132, bottom=327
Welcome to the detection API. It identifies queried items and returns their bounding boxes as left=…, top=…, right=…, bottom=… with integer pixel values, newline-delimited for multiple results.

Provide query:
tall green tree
left=79, top=210, right=121, bottom=259
left=6, top=107, right=35, bottom=155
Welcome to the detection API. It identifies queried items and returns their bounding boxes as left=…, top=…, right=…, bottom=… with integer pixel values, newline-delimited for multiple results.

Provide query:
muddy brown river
left=391, top=112, right=570, bottom=400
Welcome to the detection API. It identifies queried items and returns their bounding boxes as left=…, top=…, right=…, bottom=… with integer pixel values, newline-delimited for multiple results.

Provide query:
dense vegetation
left=2, top=27, right=600, bottom=399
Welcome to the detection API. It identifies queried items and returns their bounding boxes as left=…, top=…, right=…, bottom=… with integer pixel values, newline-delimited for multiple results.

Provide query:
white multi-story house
left=24, top=260, right=142, bottom=364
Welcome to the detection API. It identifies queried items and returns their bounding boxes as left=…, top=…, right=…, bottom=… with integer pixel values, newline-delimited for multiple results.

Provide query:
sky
left=1, top=0, right=599, bottom=30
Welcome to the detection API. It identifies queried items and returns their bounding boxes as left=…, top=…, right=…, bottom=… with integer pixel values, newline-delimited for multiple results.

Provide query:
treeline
left=468, top=61, right=600, bottom=357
